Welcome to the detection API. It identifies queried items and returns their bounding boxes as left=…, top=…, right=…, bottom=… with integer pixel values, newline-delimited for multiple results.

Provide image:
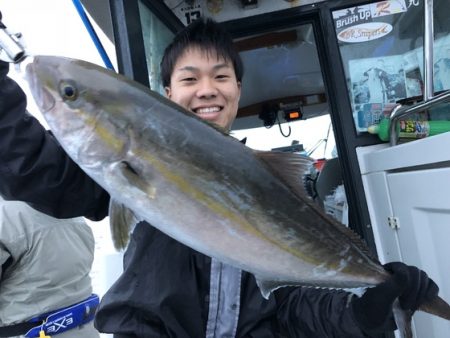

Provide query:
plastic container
left=367, top=118, right=450, bottom=142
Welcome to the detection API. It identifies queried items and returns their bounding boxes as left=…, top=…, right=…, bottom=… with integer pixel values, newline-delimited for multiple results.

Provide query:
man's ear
left=165, top=86, right=171, bottom=98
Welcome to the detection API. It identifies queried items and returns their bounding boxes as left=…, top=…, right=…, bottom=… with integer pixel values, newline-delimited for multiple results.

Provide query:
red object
left=313, top=158, right=326, bottom=171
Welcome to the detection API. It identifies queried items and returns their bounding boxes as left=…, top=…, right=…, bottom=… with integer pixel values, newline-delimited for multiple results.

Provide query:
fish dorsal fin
left=256, top=151, right=378, bottom=261
left=255, top=151, right=315, bottom=201
left=109, top=199, right=142, bottom=251
left=332, top=221, right=380, bottom=262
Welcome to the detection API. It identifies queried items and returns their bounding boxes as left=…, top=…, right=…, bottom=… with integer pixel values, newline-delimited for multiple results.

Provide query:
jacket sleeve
left=275, top=287, right=371, bottom=338
left=0, top=60, right=110, bottom=220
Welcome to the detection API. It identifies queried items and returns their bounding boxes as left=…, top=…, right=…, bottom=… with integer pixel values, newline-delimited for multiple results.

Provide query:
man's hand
left=351, top=262, right=439, bottom=334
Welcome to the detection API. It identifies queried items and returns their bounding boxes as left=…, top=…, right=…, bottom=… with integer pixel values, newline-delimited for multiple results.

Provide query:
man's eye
left=182, top=77, right=196, bottom=82
left=216, top=75, right=229, bottom=79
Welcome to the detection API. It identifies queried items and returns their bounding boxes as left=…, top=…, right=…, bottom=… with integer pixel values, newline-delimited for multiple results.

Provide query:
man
left=363, top=65, right=390, bottom=103
left=0, top=195, right=100, bottom=338
left=0, top=18, right=438, bottom=338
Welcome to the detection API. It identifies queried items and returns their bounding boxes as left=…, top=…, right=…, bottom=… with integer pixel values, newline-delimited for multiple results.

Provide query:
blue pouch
left=25, top=294, right=99, bottom=337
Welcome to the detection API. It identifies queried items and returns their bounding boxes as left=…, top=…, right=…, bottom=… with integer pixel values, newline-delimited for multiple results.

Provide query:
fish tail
left=418, top=294, right=450, bottom=320
left=392, top=298, right=413, bottom=338
left=392, top=295, right=450, bottom=338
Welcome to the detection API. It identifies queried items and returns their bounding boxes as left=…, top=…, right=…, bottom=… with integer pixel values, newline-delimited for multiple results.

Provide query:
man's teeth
left=196, top=107, right=220, bottom=114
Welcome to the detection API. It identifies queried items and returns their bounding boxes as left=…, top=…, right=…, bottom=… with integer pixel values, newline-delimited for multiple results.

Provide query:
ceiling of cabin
left=80, top=0, right=114, bottom=43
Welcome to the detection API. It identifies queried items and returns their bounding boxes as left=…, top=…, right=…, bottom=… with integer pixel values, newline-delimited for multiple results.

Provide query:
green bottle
left=367, top=118, right=450, bottom=142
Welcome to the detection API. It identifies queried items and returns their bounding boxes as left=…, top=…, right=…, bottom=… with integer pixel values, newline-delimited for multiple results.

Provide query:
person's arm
left=276, top=262, right=438, bottom=337
left=0, top=60, right=110, bottom=220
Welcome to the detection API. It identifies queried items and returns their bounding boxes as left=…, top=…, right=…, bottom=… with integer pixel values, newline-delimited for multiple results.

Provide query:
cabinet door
left=387, top=167, right=450, bottom=338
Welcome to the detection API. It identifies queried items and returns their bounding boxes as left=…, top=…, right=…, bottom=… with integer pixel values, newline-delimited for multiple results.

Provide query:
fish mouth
left=24, top=57, right=56, bottom=113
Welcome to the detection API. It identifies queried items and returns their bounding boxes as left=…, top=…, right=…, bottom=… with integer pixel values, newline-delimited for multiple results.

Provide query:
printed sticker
left=338, top=22, right=393, bottom=43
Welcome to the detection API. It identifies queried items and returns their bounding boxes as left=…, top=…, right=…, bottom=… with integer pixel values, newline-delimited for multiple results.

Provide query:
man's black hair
left=160, top=18, right=243, bottom=87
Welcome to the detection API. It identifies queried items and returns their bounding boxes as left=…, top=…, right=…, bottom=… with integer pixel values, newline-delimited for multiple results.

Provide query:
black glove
left=351, top=262, right=439, bottom=335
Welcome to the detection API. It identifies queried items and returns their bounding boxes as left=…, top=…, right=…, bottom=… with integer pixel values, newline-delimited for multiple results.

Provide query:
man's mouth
left=193, top=106, right=223, bottom=118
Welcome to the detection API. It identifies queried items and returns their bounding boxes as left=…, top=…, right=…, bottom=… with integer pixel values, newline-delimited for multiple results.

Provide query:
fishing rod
left=71, top=0, right=115, bottom=71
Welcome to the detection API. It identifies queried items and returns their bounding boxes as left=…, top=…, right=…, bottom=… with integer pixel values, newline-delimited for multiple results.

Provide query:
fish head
left=24, top=55, right=131, bottom=169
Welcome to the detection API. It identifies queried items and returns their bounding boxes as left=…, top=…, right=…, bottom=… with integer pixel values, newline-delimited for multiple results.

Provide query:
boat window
left=333, top=0, right=450, bottom=134
left=232, top=24, right=334, bottom=160
left=231, top=24, right=345, bottom=225
left=138, top=1, right=175, bottom=94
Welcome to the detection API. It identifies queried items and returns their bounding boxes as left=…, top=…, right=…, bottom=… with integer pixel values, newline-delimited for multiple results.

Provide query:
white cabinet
left=357, top=132, right=450, bottom=338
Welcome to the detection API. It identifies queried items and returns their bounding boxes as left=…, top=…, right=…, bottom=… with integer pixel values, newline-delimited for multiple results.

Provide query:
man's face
left=165, top=47, right=241, bottom=130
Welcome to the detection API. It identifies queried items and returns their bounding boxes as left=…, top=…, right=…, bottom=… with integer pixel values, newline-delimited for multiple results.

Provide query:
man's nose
left=196, top=78, right=218, bottom=98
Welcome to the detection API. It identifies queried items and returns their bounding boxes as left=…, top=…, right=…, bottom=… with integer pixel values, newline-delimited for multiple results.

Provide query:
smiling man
left=164, top=47, right=241, bottom=130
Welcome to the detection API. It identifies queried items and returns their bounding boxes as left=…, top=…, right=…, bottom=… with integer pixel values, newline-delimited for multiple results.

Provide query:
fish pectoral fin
left=108, top=199, right=142, bottom=251
left=116, top=161, right=156, bottom=198
left=255, top=151, right=314, bottom=201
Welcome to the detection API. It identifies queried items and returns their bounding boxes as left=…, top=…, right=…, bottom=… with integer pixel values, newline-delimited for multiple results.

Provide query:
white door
left=387, top=166, right=450, bottom=338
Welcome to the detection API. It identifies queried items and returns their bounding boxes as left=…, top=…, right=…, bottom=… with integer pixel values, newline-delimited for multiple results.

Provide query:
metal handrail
left=389, top=0, right=439, bottom=145
left=389, top=90, right=450, bottom=145
left=423, top=0, right=434, bottom=101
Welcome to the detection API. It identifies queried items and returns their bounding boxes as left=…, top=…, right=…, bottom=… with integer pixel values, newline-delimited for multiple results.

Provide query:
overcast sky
left=0, top=0, right=116, bottom=125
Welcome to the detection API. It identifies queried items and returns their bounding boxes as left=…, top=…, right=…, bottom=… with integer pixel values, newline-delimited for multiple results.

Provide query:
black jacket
left=0, top=61, right=369, bottom=338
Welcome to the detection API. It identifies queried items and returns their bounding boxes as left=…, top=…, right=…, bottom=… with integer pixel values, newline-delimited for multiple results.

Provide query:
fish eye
left=59, top=81, right=78, bottom=101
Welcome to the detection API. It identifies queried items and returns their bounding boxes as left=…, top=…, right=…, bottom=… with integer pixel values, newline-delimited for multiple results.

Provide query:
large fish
left=24, top=55, right=450, bottom=334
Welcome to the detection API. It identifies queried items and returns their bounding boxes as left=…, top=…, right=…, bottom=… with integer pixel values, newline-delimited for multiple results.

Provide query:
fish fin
left=116, top=161, right=157, bottom=198
left=392, top=298, right=413, bottom=338
left=255, top=278, right=288, bottom=299
left=255, top=151, right=315, bottom=201
left=256, top=151, right=379, bottom=261
left=419, top=294, right=450, bottom=320
left=255, top=278, right=275, bottom=299
left=332, top=221, right=380, bottom=262
left=108, top=199, right=141, bottom=251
